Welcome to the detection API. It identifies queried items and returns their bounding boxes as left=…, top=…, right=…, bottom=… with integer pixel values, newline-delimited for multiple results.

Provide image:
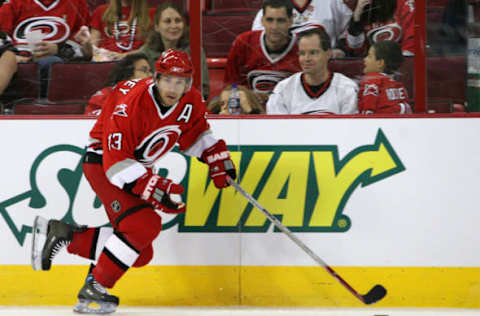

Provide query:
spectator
left=90, top=0, right=153, bottom=61
left=358, top=40, right=412, bottom=114
left=85, top=52, right=152, bottom=115
left=224, top=0, right=301, bottom=105
left=207, top=84, right=265, bottom=114
left=0, top=31, right=17, bottom=114
left=251, top=0, right=353, bottom=57
left=345, top=0, right=414, bottom=56
left=267, top=27, right=358, bottom=114
left=0, top=0, right=91, bottom=98
left=140, top=2, right=210, bottom=100
left=345, top=0, right=401, bottom=57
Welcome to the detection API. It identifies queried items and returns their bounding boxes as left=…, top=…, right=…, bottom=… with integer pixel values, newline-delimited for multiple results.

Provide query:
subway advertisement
left=0, top=117, right=479, bottom=308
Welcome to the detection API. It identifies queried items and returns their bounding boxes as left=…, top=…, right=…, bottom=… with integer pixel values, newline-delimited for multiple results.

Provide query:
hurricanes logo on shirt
left=134, top=125, right=182, bottom=166
left=13, top=16, right=70, bottom=45
left=248, top=70, right=293, bottom=94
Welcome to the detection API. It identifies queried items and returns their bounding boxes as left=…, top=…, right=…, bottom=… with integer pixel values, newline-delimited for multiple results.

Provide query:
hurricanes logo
left=134, top=125, right=181, bottom=167
left=248, top=70, right=292, bottom=94
left=13, top=16, right=70, bottom=44
left=367, top=23, right=402, bottom=44
left=0, top=129, right=405, bottom=246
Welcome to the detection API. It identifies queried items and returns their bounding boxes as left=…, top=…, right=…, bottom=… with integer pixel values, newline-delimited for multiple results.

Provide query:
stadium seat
left=47, top=62, right=117, bottom=102
left=10, top=63, right=40, bottom=100
left=203, top=9, right=257, bottom=57
left=211, top=0, right=262, bottom=10
left=207, top=57, right=227, bottom=101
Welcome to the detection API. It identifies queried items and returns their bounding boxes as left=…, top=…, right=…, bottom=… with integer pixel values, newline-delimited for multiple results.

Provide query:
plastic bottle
left=227, top=83, right=241, bottom=115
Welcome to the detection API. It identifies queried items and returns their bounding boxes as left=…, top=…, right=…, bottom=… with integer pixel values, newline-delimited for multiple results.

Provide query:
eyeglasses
left=134, top=67, right=153, bottom=74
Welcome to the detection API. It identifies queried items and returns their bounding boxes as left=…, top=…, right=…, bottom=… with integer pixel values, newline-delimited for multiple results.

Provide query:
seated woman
left=84, top=52, right=152, bottom=115
left=207, top=84, right=265, bottom=115
left=140, top=2, right=210, bottom=100
left=89, top=0, right=153, bottom=61
left=0, top=31, right=17, bottom=114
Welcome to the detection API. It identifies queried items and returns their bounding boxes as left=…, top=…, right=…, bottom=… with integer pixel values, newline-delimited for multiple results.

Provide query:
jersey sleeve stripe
left=106, top=158, right=147, bottom=189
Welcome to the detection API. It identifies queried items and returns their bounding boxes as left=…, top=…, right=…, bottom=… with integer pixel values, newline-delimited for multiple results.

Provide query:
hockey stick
left=227, top=178, right=387, bottom=305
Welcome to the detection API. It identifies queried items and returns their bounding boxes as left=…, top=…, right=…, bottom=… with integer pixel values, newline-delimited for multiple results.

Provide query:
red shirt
left=0, top=0, right=89, bottom=52
left=358, top=72, right=411, bottom=114
left=90, top=4, right=154, bottom=53
left=224, top=30, right=301, bottom=94
left=84, top=86, right=113, bottom=115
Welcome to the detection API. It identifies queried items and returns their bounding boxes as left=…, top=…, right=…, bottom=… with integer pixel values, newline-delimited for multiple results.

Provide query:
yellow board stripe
left=1, top=266, right=480, bottom=307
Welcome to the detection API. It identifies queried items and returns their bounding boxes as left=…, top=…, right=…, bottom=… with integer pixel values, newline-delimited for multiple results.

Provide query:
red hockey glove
left=201, top=140, right=237, bottom=188
left=131, top=172, right=186, bottom=214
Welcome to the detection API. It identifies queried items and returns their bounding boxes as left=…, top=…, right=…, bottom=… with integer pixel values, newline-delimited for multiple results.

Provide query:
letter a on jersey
left=177, top=104, right=193, bottom=123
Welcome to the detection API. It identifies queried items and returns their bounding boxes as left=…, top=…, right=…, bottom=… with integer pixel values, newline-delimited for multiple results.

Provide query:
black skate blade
left=362, top=284, right=387, bottom=305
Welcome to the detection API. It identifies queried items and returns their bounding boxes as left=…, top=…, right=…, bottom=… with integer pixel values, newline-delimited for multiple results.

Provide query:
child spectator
left=90, top=0, right=153, bottom=61
left=85, top=52, right=152, bottom=115
left=358, top=40, right=412, bottom=114
left=345, top=0, right=402, bottom=57
left=207, top=84, right=265, bottom=115
left=140, top=2, right=209, bottom=100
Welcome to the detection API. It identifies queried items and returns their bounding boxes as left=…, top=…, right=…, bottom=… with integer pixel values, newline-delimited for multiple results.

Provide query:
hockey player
left=266, top=27, right=358, bottom=115
left=224, top=0, right=301, bottom=103
left=358, top=40, right=412, bottom=114
left=31, top=49, right=237, bottom=314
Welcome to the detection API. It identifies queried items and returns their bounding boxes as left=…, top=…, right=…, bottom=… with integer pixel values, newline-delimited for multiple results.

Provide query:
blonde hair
left=103, top=0, right=151, bottom=39
left=208, top=85, right=265, bottom=114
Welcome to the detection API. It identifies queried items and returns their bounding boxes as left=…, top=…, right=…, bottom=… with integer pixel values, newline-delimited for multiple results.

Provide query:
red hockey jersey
left=358, top=72, right=411, bottom=114
left=224, top=30, right=301, bottom=94
left=88, top=78, right=214, bottom=189
left=90, top=4, right=154, bottom=53
left=0, top=0, right=89, bottom=52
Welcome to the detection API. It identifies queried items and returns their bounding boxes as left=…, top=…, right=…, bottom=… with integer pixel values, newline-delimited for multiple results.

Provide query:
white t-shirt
left=266, top=72, right=359, bottom=114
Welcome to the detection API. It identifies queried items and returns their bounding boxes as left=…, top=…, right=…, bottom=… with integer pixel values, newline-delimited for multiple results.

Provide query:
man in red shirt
left=224, top=0, right=301, bottom=104
left=31, top=50, right=237, bottom=314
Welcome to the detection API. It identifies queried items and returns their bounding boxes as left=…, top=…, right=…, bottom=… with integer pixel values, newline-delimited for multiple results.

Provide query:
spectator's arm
left=0, top=50, right=17, bottom=95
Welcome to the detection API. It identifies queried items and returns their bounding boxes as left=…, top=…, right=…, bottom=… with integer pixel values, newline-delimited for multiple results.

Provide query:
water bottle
left=227, top=83, right=241, bottom=115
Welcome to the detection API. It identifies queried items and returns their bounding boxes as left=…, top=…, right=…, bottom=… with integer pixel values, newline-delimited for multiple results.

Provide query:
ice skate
left=74, top=272, right=119, bottom=314
left=31, top=215, right=86, bottom=271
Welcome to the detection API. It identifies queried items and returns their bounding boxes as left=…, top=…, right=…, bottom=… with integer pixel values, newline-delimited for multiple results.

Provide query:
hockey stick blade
left=227, top=178, right=387, bottom=305
left=362, top=284, right=387, bottom=305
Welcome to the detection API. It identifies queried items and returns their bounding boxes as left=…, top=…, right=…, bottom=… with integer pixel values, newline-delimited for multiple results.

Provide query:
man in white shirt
left=267, top=27, right=358, bottom=115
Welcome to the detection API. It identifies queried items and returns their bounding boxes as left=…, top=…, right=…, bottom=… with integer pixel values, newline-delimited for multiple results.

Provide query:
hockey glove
left=131, top=172, right=186, bottom=214
left=201, top=140, right=237, bottom=188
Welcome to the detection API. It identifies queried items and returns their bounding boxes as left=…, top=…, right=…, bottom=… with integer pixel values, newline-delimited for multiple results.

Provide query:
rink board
left=0, top=116, right=480, bottom=307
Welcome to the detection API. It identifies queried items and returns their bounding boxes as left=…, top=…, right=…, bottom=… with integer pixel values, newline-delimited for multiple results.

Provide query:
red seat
left=203, top=10, right=257, bottom=57
left=207, top=57, right=227, bottom=101
left=10, top=63, right=40, bottom=100
left=47, top=62, right=117, bottom=102
left=211, top=0, right=262, bottom=10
